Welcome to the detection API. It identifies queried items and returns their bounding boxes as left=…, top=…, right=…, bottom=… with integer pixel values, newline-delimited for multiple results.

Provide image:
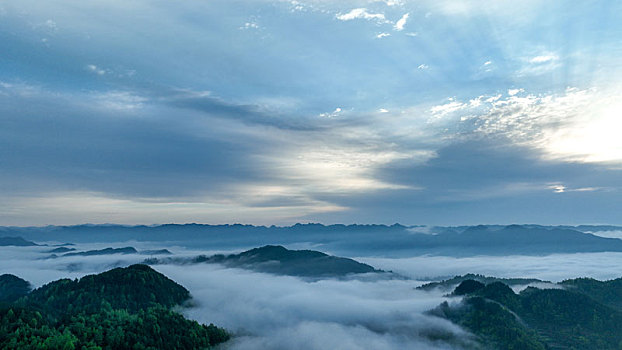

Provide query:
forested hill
left=0, top=265, right=229, bottom=349
left=417, top=273, right=545, bottom=292
left=431, top=276, right=622, bottom=349
left=0, top=274, right=31, bottom=304
left=146, top=245, right=380, bottom=277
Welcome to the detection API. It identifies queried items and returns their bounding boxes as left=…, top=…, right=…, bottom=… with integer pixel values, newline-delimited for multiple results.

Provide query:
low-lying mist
left=3, top=241, right=622, bottom=349
left=361, top=252, right=622, bottom=282
left=155, top=264, right=468, bottom=350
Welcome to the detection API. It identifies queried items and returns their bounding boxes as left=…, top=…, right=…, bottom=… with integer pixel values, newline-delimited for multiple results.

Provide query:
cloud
left=86, top=64, right=106, bottom=75
left=547, top=183, right=603, bottom=194
left=376, top=32, right=390, bottom=38
left=2, top=0, right=622, bottom=225
left=427, top=87, right=622, bottom=165
left=549, top=184, right=566, bottom=193
left=93, top=91, right=146, bottom=111
left=240, top=22, right=259, bottom=30
left=0, top=243, right=472, bottom=350
left=479, top=61, right=493, bottom=72
left=529, top=54, right=558, bottom=64
left=381, top=0, right=403, bottom=6
left=516, top=52, right=561, bottom=76
left=336, top=8, right=386, bottom=22
left=310, top=137, right=622, bottom=225
left=362, top=252, right=622, bottom=283
left=156, top=264, right=470, bottom=350
left=0, top=80, right=431, bottom=225
left=394, top=13, right=409, bottom=31
left=318, top=107, right=342, bottom=118
left=430, top=100, right=465, bottom=116
left=6, top=240, right=622, bottom=350
left=507, top=88, right=523, bottom=96
left=585, top=230, right=622, bottom=239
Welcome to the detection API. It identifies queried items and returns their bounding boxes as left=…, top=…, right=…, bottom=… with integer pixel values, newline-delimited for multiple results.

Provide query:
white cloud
left=319, top=107, right=342, bottom=118
left=573, top=187, right=601, bottom=192
left=376, top=32, right=391, bottom=39
left=92, top=91, right=146, bottom=111
left=157, top=264, right=467, bottom=350
left=517, top=52, right=560, bottom=76
left=288, top=0, right=307, bottom=12
left=0, top=246, right=473, bottom=350
left=336, top=8, right=386, bottom=22
left=394, top=13, right=409, bottom=31
left=86, top=64, right=106, bottom=76
left=468, top=96, right=484, bottom=107
left=240, top=22, right=260, bottom=30
left=378, top=108, right=389, bottom=113
left=430, top=100, right=466, bottom=116
left=548, top=184, right=566, bottom=193
left=382, top=0, right=403, bottom=6
left=431, top=87, right=622, bottom=165
left=529, top=54, right=558, bottom=64
left=484, top=94, right=501, bottom=103
left=548, top=183, right=603, bottom=194
left=362, top=252, right=622, bottom=283
left=272, top=147, right=419, bottom=194
left=417, top=64, right=429, bottom=70
left=46, top=19, right=56, bottom=27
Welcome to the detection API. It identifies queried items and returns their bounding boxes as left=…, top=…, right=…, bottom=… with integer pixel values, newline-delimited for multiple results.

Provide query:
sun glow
left=544, top=101, right=622, bottom=164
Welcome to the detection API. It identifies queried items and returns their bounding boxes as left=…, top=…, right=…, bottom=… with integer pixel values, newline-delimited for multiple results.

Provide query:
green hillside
left=0, top=265, right=229, bottom=349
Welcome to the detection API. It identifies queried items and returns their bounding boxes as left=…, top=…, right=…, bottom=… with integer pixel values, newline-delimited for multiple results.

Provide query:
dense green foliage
left=561, top=277, right=622, bottom=311
left=452, top=280, right=485, bottom=296
left=0, top=274, right=31, bottom=304
left=433, top=297, right=546, bottom=350
left=435, top=277, right=622, bottom=350
left=18, top=264, right=190, bottom=321
left=0, top=265, right=229, bottom=349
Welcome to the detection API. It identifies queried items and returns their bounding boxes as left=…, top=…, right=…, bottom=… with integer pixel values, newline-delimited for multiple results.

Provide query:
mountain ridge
left=3, top=224, right=622, bottom=256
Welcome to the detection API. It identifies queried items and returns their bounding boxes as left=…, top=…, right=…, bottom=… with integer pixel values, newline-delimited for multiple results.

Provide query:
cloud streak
left=336, top=8, right=386, bottom=22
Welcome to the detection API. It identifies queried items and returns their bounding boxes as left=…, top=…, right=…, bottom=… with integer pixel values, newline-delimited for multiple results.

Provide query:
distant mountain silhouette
left=3, top=223, right=622, bottom=256
left=140, top=249, right=173, bottom=255
left=62, top=247, right=137, bottom=257
left=0, top=236, right=37, bottom=246
left=146, top=245, right=380, bottom=277
left=47, top=247, right=76, bottom=253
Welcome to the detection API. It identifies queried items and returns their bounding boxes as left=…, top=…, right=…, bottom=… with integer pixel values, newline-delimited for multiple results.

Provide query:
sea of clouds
left=3, top=242, right=622, bottom=349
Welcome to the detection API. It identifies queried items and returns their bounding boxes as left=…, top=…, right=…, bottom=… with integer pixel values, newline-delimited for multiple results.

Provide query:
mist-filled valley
left=3, top=224, right=622, bottom=349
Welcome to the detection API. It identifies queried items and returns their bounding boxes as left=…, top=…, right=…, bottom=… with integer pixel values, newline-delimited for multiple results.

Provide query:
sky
left=1, top=0, right=622, bottom=226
